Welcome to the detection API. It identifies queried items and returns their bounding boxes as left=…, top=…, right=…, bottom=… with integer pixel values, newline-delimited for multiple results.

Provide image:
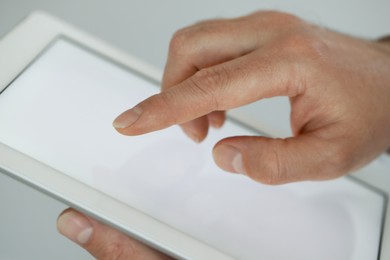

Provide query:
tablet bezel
left=0, top=11, right=389, bottom=259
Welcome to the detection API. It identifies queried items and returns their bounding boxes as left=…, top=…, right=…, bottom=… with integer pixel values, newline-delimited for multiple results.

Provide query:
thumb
left=57, top=208, right=171, bottom=260
left=213, top=134, right=348, bottom=185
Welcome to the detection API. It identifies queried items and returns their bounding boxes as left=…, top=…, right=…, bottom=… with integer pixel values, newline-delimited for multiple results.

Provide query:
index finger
left=113, top=52, right=298, bottom=136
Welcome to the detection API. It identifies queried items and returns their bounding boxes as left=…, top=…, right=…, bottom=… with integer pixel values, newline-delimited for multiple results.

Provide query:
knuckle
left=246, top=140, right=288, bottom=185
left=264, top=152, right=287, bottom=185
left=265, top=11, right=300, bottom=24
left=249, top=11, right=301, bottom=28
left=190, top=68, right=228, bottom=109
left=169, top=28, right=193, bottom=56
left=193, top=68, right=225, bottom=89
left=194, top=18, right=226, bottom=28
left=254, top=12, right=328, bottom=61
left=192, top=20, right=229, bottom=37
left=280, top=33, right=327, bottom=60
left=169, top=21, right=225, bottom=57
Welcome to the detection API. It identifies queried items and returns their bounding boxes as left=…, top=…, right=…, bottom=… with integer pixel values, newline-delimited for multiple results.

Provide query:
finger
left=176, top=112, right=224, bottom=144
left=212, top=132, right=350, bottom=185
left=162, top=17, right=260, bottom=90
left=180, top=111, right=225, bottom=142
left=163, top=10, right=301, bottom=89
left=180, top=116, right=209, bottom=143
left=208, top=111, right=226, bottom=128
left=161, top=18, right=258, bottom=140
left=57, top=209, right=171, bottom=260
left=113, top=52, right=299, bottom=136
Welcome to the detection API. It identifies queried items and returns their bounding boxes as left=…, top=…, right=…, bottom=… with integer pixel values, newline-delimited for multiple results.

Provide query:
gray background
left=0, top=0, right=389, bottom=259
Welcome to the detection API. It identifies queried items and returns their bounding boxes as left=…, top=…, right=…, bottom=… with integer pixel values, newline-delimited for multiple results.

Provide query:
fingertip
left=57, top=209, right=93, bottom=245
left=208, top=111, right=226, bottom=129
left=182, top=127, right=203, bottom=143
left=112, top=107, right=142, bottom=130
left=180, top=117, right=209, bottom=143
left=213, top=143, right=246, bottom=174
left=113, top=126, right=135, bottom=136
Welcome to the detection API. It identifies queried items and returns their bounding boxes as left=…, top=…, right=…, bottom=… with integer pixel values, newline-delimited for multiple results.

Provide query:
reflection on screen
left=0, top=39, right=384, bottom=260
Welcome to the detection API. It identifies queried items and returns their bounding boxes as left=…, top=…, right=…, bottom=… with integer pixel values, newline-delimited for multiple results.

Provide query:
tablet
left=0, top=12, right=389, bottom=260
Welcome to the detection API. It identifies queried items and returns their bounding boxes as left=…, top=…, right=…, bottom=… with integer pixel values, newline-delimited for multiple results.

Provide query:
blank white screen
left=0, top=38, right=384, bottom=260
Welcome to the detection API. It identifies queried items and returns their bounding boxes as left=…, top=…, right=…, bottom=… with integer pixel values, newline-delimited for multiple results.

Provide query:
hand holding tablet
left=1, top=11, right=390, bottom=260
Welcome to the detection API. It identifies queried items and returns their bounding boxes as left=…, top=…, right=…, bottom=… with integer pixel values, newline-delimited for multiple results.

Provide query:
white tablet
left=0, top=12, right=389, bottom=260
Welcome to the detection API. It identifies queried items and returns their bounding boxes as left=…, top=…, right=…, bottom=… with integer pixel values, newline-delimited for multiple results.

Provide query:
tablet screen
left=0, top=38, right=385, bottom=260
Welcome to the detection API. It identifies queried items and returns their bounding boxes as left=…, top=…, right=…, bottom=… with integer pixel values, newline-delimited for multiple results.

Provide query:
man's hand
left=59, top=10, right=390, bottom=260
left=112, top=11, right=390, bottom=184
left=57, top=208, right=172, bottom=260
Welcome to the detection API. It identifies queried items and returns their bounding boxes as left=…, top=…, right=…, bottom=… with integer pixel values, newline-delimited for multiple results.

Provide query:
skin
left=57, top=11, right=390, bottom=259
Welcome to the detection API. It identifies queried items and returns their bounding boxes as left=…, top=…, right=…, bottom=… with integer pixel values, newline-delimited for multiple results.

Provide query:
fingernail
left=113, top=107, right=142, bottom=129
left=213, top=144, right=246, bottom=174
left=182, top=127, right=201, bottom=143
left=57, top=210, right=93, bottom=245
